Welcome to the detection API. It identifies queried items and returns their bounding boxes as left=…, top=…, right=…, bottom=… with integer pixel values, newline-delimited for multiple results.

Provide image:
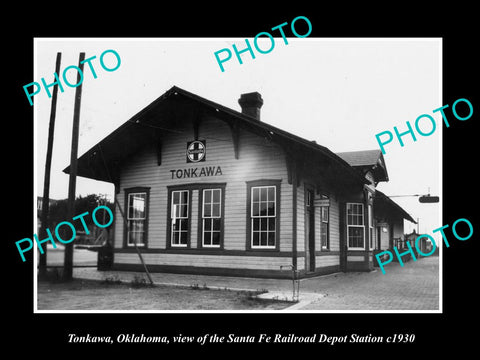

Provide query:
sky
left=35, top=38, right=441, bottom=240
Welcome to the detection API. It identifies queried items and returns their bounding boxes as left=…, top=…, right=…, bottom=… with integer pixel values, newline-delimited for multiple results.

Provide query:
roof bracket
left=155, top=133, right=162, bottom=166
left=285, top=151, right=301, bottom=187
left=227, top=120, right=240, bottom=160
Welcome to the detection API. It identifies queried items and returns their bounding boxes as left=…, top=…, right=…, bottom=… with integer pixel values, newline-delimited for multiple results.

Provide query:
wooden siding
left=114, top=252, right=293, bottom=271
left=296, top=182, right=305, bottom=253
left=347, top=255, right=365, bottom=262
left=315, top=254, right=339, bottom=267
left=113, top=114, right=294, bottom=270
left=329, top=196, right=340, bottom=251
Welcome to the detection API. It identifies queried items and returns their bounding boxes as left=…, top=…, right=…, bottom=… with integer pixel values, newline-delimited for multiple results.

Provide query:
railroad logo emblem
left=186, top=140, right=206, bottom=163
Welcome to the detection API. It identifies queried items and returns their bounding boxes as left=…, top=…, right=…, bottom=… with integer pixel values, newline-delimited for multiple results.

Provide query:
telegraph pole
left=39, top=52, right=61, bottom=278
left=63, top=52, right=85, bottom=281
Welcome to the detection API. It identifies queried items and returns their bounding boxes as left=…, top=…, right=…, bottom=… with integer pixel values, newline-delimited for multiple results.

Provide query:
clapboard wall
left=112, top=113, right=297, bottom=277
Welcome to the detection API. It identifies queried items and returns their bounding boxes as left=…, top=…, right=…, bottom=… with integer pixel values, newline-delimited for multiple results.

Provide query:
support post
left=63, top=52, right=85, bottom=281
left=39, top=52, right=61, bottom=278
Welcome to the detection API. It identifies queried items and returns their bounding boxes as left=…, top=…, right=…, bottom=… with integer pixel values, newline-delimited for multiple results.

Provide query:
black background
left=6, top=4, right=478, bottom=355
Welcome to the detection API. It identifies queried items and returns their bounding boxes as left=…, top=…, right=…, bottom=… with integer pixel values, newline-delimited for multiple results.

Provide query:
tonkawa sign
left=169, top=166, right=223, bottom=179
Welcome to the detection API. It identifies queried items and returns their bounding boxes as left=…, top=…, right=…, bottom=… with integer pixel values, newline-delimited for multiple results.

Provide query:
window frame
left=246, top=180, right=281, bottom=251
left=170, top=189, right=190, bottom=248
left=320, top=206, right=330, bottom=250
left=166, top=187, right=192, bottom=249
left=346, top=202, right=365, bottom=250
left=368, top=203, right=374, bottom=250
left=167, top=183, right=226, bottom=250
left=199, top=186, right=225, bottom=249
left=124, top=187, right=150, bottom=248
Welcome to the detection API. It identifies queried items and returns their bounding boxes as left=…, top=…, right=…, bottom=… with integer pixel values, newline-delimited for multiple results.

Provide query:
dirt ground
left=36, top=278, right=292, bottom=311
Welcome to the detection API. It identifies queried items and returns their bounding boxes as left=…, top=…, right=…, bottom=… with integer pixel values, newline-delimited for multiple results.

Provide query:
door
left=376, top=226, right=382, bottom=250
left=305, top=189, right=315, bottom=272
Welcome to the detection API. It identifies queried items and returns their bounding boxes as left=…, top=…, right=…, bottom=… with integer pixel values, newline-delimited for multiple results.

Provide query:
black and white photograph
left=7, top=7, right=478, bottom=354
left=33, top=37, right=442, bottom=313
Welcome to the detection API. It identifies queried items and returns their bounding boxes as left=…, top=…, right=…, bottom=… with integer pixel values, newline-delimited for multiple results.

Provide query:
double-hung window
left=320, top=206, right=329, bottom=250
left=347, top=203, right=364, bottom=249
left=202, top=188, right=222, bottom=247
left=251, top=185, right=276, bottom=248
left=368, top=204, right=374, bottom=250
left=126, top=191, right=148, bottom=247
left=171, top=190, right=189, bottom=247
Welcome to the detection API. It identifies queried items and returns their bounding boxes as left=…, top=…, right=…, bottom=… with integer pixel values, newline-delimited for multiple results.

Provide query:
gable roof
left=374, top=189, right=416, bottom=224
left=336, top=149, right=389, bottom=183
left=64, top=86, right=368, bottom=190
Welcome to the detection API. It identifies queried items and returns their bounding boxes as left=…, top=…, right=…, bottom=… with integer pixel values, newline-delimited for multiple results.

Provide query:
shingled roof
left=374, top=189, right=417, bottom=224
left=336, top=149, right=389, bottom=183
left=64, top=86, right=368, bottom=191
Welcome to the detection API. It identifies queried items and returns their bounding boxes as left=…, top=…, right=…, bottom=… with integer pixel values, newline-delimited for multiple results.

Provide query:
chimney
left=238, top=92, right=263, bottom=120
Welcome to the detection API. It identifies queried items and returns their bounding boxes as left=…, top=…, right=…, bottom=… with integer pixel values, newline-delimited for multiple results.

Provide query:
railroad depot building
left=66, top=86, right=415, bottom=278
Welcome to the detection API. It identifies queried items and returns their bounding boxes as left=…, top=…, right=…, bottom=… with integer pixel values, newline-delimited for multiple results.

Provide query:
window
left=347, top=203, right=364, bottom=249
left=202, top=188, right=222, bottom=247
left=251, top=185, right=276, bottom=248
left=368, top=204, right=374, bottom=250
left=171, top=190, right=189, bottom=247
left=320, top=206, right=329, bottom=249
left=126, top=191, right=148, bottom=247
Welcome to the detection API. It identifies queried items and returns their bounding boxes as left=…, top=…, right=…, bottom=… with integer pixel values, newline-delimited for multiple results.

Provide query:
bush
left=101, top=275, right=122, bottom=285
left=130, top=275, right=149, bottom=288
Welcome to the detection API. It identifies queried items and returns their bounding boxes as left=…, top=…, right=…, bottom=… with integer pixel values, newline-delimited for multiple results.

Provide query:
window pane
left=322, top=207, right=329, bottom=222
left=267, top=201, right=275, bottom=216
left=180, top=219, right=188, bottom=232
left=204, top=203, right=212, bottom=217
left=204, top=189, right=212, bottom=203
left=252, top=201, right=260, bottom=216
left=252, top=188, right=260, bottom=202
left=212, top=218, right=221, bottom=231
left=204, top=218, right=212, bottom=231
left=347, top=203, right=363, bottom=225
left=128, top=193, right=146, bottom=219
left=267, top=232, right=275, bottom=246
left=260, top=188, right=267, bottom=201
left=348, top=227, right=364, bottom=248
left=181, top=191, right=188, bottom=205
left=180, top=204, right=188, bottom=218
left=260, top=202, right=267, bottom=216
left=172, top=191, right=189, bottom=218
left=267, top=186, right=275, bottom=201
left=252, top=232, right=259, bottom=246
left=260, top=232, right=267, bottom=246
left=268, top=218, right=275, bottom=231
left=172, top=231, right=180, bottom=245
left=203, top=231, right=211, bottom=246
left=212, top=203, right=220, bottom=217
left=212, top=232, right=221, bottom=246
left=212, top=189, right=221, bottom=203
left=180, top=231, right=188, bottom=245
left=321, top=228, right=327, bottom=247
left=261, top=218, right=267, bottom=231
left=129, top=231, right=144, bottom=245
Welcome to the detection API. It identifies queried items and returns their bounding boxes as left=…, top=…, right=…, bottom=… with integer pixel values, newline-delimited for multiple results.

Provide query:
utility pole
left=63, top=52, right=85, bottom=281
left=39, top=52, right=61, bottom=278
